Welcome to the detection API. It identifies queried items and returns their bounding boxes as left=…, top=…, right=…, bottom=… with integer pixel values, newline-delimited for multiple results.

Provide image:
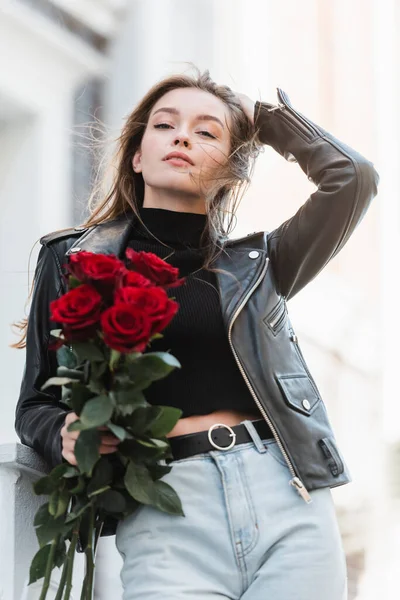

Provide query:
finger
left=99, top=445, right=119, bottom=455
left=65, top=412, right=79, bottom=424
left=62, top=450, right=77, bottom=466
left=100, top=435, right=121, bottom=446
left=61, top=427, right=80, bottom=441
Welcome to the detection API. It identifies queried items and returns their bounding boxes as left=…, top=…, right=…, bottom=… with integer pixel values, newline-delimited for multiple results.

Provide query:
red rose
left=117, top=268, right=153, bottom=289
left=67, top=251, right=124, bottom=288
left=101, top=305, right=152, bottom=353
left=125, top=248, right=185, bottom=289
left=115, top=286, right=179, bottom=334
left=50, top=284, right=102, bottom=340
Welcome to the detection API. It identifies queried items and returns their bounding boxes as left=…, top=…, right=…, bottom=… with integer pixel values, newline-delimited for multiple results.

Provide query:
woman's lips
left=165, top=157, right=192, bottom=166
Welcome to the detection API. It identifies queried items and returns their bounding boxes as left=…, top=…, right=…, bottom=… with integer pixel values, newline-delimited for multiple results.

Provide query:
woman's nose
left=174, top=134, right=190, bottom=147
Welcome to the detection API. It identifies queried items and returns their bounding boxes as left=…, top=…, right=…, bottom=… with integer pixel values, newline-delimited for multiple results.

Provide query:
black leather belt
left=167, top=418, right=274, bottom=461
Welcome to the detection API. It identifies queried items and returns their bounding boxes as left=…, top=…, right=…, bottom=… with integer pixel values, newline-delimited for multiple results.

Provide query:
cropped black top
left=125, top=206, right=261, bottom=419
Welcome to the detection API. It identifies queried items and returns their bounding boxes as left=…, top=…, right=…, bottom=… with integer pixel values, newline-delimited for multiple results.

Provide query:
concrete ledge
left=0, top=443, right=50, bottom=477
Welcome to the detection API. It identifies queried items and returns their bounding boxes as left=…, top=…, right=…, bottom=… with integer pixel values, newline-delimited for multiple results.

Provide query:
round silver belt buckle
left=208, top=423, right=237, bottom=450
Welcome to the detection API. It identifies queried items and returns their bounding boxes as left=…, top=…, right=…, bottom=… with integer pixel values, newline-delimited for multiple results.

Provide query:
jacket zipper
left=288, top=324, right=320, bottom=396
left=276, top=88, right=320, bottom=137
left=268, top=299, right=286, bottom=330
left=227, top=257, right=312, bottom=503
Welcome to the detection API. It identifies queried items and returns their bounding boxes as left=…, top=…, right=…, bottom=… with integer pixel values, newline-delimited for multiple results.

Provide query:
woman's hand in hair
left=61, top=411, right=121, bottom=466
left=233, top=91, right=256, bottom=126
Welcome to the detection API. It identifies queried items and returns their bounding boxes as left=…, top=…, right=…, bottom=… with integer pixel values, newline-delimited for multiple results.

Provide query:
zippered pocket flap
left=318, top=437, right=344, bottom=477
left=264, top=298, right=287, bottom=335
left=276, top=374, right=320, bottom=416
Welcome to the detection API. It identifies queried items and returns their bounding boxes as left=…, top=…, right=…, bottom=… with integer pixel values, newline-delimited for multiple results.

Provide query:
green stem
left=84, top=505, right=96, bottom=600
left=79, top=575, right=87, bottom=600
left=53, top=555, right=68, bottom=600
left=93, top=519, right=104, bottom=557
left=38, top=535, right=61, bottom=600
left=62, top=524, right=80, bottom=600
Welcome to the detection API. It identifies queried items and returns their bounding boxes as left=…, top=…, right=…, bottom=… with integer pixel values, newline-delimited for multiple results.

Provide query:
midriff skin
left=166, top=409, right=261, bottom=438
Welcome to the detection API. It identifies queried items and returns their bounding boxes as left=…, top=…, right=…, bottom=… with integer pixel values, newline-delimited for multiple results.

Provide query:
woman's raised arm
left=253, top=88, right=379, bottom=300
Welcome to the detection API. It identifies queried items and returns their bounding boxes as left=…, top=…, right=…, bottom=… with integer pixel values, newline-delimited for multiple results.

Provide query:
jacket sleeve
left=14, top=243, right=73, bottom=469
left=254, top=88, right=380, bottom=300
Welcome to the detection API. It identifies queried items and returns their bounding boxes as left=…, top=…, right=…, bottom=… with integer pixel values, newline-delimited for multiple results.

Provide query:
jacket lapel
left=65, top=214, right=133, bottom=258
left=65, top=214, right=267, bottom=326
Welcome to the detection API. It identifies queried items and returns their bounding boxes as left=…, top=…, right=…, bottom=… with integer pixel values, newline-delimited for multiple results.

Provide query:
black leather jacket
left=15, top=88, right=379, bottom=510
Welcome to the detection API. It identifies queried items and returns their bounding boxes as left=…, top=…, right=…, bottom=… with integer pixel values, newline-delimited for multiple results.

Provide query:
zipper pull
left=267, top=103, right=285, bottom=113
left=290, top=477, right=313, bottom=504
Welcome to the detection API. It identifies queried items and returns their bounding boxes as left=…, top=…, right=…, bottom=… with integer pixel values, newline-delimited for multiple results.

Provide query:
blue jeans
left=116, top=419, right=348, bottom=599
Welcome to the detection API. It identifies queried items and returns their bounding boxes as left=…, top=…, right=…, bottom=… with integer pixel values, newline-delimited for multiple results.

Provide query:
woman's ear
left=132, top=150, right=142, bottom=173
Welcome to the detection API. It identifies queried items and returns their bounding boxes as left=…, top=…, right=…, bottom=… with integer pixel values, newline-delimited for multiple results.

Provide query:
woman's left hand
left=234, top=91, right=256, bottom=126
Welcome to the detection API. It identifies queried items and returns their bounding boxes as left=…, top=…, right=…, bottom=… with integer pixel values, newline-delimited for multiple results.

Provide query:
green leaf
left=106, top=422, right=133, bottom=441
left=86, top=458, right=113, bottom=496
left=136, top=436, right=168, bottom=450
left=147, top=405, right=183, bottom=438
left=56, top=345, right=78, bottom=369
left=96, top=490, right=127, bottom=513
left=57, top=366, right=85, bottom=381
left=67, top=476, right=86, bottom=495
left=127, top=352, right=180, bottom=385
left=125, top=405, right=162, bottom=436
left=35, top=517, right=73, bottom=547
left=28, top=544, right=52, bottom=585
left=113, top=389, right=148, bottom=413
left=87, top=378, right=105, bottom=395
left=114, top=369, right=152, bottom=393
left=34, top=502, right=50, bottom=527
left=125, top=351, right=142, bottom=363
left=119, top=439, right=166, bottom=462
left=40, top=376, right=80, bottom=391
left=147, top=463, right=173, bottom=480
left=71, top=341, right=105, bottom=363
left=54, top=538, right=66, bottom=568
left=55, top=489, right=70, bottom=518
left=74, top=429, right=101, bottom=476
left=62, top=466, right=79, bottom=478
left=124, top=462, right=156, bottom=505
left=70, top=383, right=95, bottom=416
left=67, top=420, right=85, bottom=432
left=34, top=464, right=71, bottom=495
left=64, top=501, right=92, bottom=524
left=79, top=394, right=113, bottom=429
left=153, top=480, right=185, bottom=516
left=49, top=490, right=59, bottom=517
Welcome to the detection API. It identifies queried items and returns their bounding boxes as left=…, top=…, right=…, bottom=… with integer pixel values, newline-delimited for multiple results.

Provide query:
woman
left=14, top=68, right=379, bottom=599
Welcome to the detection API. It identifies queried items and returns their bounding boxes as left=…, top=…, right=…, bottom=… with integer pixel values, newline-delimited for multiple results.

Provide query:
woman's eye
left=198, top=131, right=216, bottom=139
left=154, top=124, right=216, bottom=139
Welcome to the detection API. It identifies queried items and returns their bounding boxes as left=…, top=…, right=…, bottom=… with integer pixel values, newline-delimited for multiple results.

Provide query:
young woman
left=14, top=68, right=379, bottom=599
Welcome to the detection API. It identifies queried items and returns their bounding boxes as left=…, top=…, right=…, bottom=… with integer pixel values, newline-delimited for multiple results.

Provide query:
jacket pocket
left=318, top=437, right=344, bottom=477
left=276, top=374, right=321, bottom=416
left=264, top=298, right=287, bottom=335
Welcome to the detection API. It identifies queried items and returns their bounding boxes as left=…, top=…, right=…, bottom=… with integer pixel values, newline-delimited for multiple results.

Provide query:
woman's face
left=132, top=87, right=232, bottom=204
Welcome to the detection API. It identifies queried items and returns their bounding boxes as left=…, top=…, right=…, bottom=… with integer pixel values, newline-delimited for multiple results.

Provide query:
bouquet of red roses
left=28, top=248, right=186, bottom=600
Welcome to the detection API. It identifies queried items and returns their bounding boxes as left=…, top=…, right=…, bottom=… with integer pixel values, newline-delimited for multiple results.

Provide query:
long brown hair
left=11, top=65, right=264, bottom=349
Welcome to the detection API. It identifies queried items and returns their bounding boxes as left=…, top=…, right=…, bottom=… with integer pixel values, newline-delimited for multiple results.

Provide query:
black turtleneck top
left=125, top=206, right=262, bottom=419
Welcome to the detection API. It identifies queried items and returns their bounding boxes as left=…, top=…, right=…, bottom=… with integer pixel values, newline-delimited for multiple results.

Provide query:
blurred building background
left=0, top=0, right=399, bottom=598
